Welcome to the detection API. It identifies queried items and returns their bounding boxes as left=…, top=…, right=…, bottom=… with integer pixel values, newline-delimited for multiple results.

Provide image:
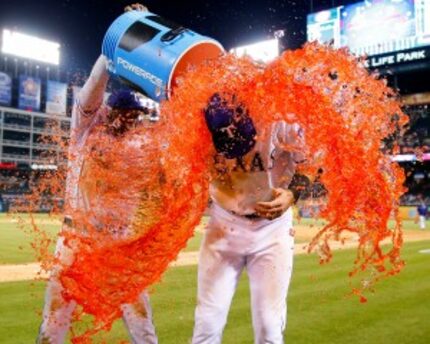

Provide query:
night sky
left=0, top=0, right=360, bottom=70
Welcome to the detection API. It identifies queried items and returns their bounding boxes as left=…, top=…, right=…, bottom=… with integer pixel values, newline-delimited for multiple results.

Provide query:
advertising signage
left=307, top=0, right=430, bottom=63
left=364, top=46, right=430, bottom=68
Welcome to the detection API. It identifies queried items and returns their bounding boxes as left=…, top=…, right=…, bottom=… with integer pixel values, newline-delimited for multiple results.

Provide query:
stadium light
left=391, top=154, right=430, bottom=162
left=230, top=38, right=279, bottom=63
left=1, top=29, right=60, bottom=65
left=31, top=164, right=58, bottom=170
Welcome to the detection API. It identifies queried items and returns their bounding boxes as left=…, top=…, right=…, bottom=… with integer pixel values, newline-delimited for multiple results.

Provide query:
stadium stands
left=0, top=106, right=71, bottom=166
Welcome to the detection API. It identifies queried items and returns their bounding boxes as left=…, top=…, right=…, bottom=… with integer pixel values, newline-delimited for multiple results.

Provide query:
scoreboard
left=307, top=0, right=430, bottom=66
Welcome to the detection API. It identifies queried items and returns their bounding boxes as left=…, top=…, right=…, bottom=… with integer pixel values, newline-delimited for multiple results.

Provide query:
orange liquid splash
left=21, top=43, right=407, bottom=342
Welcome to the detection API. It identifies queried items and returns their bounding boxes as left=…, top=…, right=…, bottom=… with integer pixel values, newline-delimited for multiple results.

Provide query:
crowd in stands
left=0, top=169, right=64, bottom=212
left=0, top=171, right=30, bottom=194
left=398, top=133, right=430, bottom=154
left=399, top=105, right=430, bottom=154
left=401, top=193, right=430, bottom=206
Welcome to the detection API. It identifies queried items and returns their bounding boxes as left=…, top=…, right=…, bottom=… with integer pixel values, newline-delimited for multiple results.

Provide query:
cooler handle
left=161, top=27, right=187, bottom=42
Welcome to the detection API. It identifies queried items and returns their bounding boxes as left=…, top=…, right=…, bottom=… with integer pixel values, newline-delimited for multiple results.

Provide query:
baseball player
left=192, top=93, right=304, bottom=344
left=417, top=195, right=428, bottom=230
left=37, top=4, right=160, bottom=343
left=37, top=45, right=158, bottom=344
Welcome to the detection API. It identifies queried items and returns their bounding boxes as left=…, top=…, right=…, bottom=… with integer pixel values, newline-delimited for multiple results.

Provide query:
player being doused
left=192, top=92, right=307, bottom=344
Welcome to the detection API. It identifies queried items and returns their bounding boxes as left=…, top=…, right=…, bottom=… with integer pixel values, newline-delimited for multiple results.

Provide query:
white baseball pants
left=192, top=204, right=295, bottom=344
left=419, top=215, right=426, bottom=230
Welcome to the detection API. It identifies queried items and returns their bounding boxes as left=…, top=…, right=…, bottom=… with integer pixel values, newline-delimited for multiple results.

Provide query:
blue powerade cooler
left=102, top=10, right=224, bottom=102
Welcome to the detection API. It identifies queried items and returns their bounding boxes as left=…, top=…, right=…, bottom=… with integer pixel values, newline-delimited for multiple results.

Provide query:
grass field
left=1, top=214, right=429, bottom=343
left=0, top=240, right=429, bottom=343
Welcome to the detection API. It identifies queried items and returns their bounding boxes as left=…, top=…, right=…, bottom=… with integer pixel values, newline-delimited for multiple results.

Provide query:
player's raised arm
left=71, top=55, right=109, bottom=134
left=72, top=4, right=148, bottom=136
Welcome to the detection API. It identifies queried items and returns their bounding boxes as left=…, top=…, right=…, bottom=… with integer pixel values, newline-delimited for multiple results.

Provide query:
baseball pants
left=192, top=204, right=295, bottom=344
left=419, top=215, right=426, bottom=229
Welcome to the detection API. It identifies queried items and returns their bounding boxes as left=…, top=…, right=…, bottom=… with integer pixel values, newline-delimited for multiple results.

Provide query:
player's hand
left=255, top=188, right=295, bottom=220
left=124, top=3, right=148, bottom=12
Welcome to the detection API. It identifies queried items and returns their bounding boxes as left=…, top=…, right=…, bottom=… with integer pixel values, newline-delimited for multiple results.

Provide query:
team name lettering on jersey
left=231, top=153, right=265, bottom=173
left=214, top=148, right=279, bottom=175
left=232, top=152, right=268, bottom=173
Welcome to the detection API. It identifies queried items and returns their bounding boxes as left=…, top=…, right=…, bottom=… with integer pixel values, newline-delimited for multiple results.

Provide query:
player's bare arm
left=73, top=55, right=109, bottom=132
left=255, top=187, right=295, bottom=220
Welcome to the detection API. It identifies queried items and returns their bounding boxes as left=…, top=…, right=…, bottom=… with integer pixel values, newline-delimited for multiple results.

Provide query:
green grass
left=0, top=214, right=59, bottom=264
left=183, top=231, right=204, bottom=252
left=1, top=240, right=429, bottom=343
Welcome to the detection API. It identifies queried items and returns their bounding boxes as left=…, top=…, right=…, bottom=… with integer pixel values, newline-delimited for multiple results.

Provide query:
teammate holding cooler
left=192, top=93, right=305, bottom=344
left=37, top=58, right=159, bottom=344
left=36, top=5, right=160, bottom=343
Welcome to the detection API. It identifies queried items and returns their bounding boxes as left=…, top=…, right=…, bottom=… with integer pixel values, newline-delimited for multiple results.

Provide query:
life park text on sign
left=365, top=47, right=430, bottom=68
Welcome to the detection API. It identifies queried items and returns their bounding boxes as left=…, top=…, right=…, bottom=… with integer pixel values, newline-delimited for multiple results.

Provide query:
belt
left=243, top=213, right=261, bottom=220
left=231, top=211, right=262, bottom=220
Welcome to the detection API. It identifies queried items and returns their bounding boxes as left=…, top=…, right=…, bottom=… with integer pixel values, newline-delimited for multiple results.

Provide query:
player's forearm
left=78, top=55, right=109, bottom=113
left=70, top=55, right=109, bottom=137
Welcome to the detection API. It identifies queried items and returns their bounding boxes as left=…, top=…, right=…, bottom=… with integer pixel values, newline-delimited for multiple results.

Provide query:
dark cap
left=204, top=93, right=256, bottom=159
left=107, top=89, right=147, bottom=111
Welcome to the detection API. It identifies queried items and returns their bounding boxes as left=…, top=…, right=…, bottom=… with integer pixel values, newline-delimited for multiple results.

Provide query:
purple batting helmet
left=204, top=93, right=256, bottom=159
left=107, top=89, right=147, bottom=111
